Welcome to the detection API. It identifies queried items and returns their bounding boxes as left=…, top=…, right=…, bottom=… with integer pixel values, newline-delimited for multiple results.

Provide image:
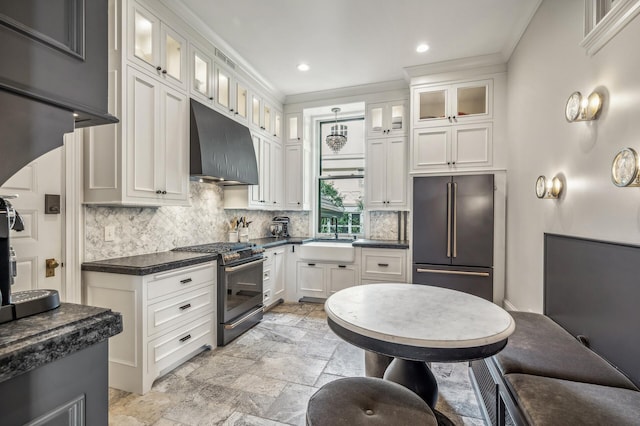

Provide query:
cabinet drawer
left=147, top=262, right=215, bottom=300
left=361, top=249, right=406, bottom=282
left=147, top=285, right=214, bottom=336
left=263, top=288, right=273, bottom=306
left=147, top=315, right=214, bottom=376
left=263, top=251, right=275, bottom=268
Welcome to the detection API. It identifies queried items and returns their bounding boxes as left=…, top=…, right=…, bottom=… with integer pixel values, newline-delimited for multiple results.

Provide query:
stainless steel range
left=173, top=242, right=265, bottom=345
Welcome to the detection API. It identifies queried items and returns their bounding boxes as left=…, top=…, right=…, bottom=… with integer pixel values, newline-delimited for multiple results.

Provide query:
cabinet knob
left=156, top=66, right=162, bottom=71
left=235, top=112, right=239, bottom=115
left=209, top=97, right=214, bottom=100
left=162, top=69, right=167, bottom=74
left=452, top=162, right=456, bottom=165
left=162, top=190, right=167, bottom=194
left=156, top=190, right=162, bottom=194
left=297, top=202, right=301, bottom=205
left=297, top=137, right=301, bottom=140
left=230, top=109, right=234, bottom=112
left=447, top=162, right=451, bottom=165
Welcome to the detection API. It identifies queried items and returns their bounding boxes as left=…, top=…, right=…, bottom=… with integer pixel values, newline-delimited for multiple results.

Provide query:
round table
left=325, top=283, right=515, bottom=408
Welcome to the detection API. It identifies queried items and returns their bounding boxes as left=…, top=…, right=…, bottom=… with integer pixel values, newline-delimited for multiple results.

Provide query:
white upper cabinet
left=129, top=1, right=187, bottom=90
left=250, top=94, right=280, bottom=139
left=213, top=64, right=249, bottom=123
left=366, top=100, right=407, bottom=138
left=286, top=112, right=303, bottom=143
left=366, top=137, right=408, bottom=210
left=189, top=44, right=213, bottom=103
left=412, top=79, right=492, bottom=128
left=411, top=123, right=492, bottom=172
left=284, top=143, right=311, bottom=210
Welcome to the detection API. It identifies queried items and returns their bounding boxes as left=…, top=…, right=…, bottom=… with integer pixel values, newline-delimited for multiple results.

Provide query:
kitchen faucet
left=331, top=217, right=338, bottom=239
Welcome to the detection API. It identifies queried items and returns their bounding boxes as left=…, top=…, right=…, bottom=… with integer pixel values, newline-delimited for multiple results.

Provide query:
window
left=317, top=116, right=365, bottom=236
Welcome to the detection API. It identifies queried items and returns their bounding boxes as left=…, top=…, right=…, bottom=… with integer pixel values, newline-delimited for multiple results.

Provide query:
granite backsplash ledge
left=84, top=181, right=310, bottom=261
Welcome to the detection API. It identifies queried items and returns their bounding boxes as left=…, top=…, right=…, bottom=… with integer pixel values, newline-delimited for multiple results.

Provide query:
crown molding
left=284, top=79, right=408, bottom=107
left=403, top=54, right=507, bottom=86
left=162, top=0, right=285, bottom=103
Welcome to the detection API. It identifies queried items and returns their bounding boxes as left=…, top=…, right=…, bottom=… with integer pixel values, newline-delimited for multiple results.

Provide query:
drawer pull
left=179, top=334, right=192, bottom=343
left=180, top=278, right=193, bottom=284
left=179, top=303, right=192, bottom=311
left=308, top=263, right=316, bottom=266
left=338, top=265, right=346, bottom=268
left=378, top=263, right=389, bottom=267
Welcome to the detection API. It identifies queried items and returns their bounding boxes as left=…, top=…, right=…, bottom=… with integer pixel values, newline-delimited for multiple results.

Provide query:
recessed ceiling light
left=416, top=44, right=430, bottom=53
left=297, top=63, right=310, bottom=72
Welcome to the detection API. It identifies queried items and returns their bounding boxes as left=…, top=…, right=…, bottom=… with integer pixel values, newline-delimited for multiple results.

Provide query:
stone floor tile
left=188, top=354, right=256, bottom=386
left=230, top=374, right=288, bottom=397
left=322, top=341, right=365, bottom=376
left=313, top=372, right=347, bottom=388
left=223, top=412, right=290, bottom=426
left=109, top=391, right=178, bottom=424
left=263, top=383, right=318, bottom=426
left=250, top=351, right=328, bottom=386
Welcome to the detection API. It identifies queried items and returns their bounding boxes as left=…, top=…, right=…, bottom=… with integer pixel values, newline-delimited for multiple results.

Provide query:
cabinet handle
left=308, top=263, right=316, bottom=266
left=338, top=265, right=346, bottom=268
left=179, top=334, right=192, bottom=343
left=378, top=263, right=389, bottom=267
left=180, top=278, right=193, bottom=284
left=179, top=303, right=192, bottom=311
left=415, top=268, right=489, bottom=277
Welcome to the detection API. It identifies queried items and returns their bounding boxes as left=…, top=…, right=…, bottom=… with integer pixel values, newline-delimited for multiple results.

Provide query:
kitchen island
left=0, top=303, right=122, bottom=425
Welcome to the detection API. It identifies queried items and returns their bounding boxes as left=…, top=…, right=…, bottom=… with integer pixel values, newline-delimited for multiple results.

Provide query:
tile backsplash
left=84, top=182, right=310, bottom=261
left=368, top=211, right=410, bottom=240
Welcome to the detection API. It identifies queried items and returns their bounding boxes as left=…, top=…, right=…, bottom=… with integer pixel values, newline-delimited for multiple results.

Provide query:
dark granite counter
left=81, top=251, right=217, bottom=275
left=251, top=236, right=313, bottom=248
left=353, top=239, right=409, bottom=249
left=0, top=303, right=122, bottom=383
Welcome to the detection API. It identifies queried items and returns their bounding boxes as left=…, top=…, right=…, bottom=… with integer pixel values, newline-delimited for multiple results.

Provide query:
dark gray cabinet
left=412, top=174, right=494, bottom=300
left=0, top=0, right=116, bottom=127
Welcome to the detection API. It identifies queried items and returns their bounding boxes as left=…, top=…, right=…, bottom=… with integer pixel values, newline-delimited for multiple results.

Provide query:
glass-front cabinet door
left=286, top=112, right=302, bottom=143
left=129, top=2, right=187, bottom=90
left=190, top=45, right=213, bottom=103
left=273, top=110, right=282, bottom=141
left=413, top=80, right=492, bottom=127
left=251, top=95, right=261, bottom=129
left=234, top=82, right=248, bottom=122
left=215, top=66, right=231, bottom=110
left=263, top=104, right=272, bottom=134
left=130, top=3, right=160, bottom=69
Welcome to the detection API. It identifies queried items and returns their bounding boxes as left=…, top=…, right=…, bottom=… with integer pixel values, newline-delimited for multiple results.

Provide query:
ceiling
left=174, top=0, right=541, bottom=99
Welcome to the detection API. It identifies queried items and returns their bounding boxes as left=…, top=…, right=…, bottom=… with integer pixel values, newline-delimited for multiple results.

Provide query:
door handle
left=446, top=182, right=452, bottom=258
left=453, top=182, right=458, bottom=258
left=416, top=268, right=490, bottom=277
left=46, top=258, right=60, bottom=278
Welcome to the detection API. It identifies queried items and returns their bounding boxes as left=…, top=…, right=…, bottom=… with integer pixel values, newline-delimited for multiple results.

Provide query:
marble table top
left=325, top=284, right=515, bottom=350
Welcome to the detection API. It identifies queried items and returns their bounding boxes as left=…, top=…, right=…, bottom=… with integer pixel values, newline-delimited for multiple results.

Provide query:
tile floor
left=109, top=302, right=486, bottom=425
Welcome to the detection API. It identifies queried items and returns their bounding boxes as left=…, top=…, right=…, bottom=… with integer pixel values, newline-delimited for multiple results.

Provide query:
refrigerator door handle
left=453, top=182, right=458, bottom=258
left=446, top=182, right=452, bottom=258
left=415, top=268, right=490, bottom=277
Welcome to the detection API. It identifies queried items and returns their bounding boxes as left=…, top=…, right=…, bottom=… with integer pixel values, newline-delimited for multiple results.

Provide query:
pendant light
left=325, top=107, right=348, bottom=154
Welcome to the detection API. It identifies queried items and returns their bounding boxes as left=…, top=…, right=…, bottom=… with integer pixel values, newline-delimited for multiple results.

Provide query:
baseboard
left=503, top=299, right=518, bottom=311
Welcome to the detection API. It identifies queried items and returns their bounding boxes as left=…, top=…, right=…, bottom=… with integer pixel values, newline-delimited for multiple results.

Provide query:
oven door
left=219, top=256, right=265, bottom=323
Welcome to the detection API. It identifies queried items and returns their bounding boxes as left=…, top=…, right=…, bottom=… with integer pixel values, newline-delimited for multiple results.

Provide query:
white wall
left=506, top=0, right=640, bottom=311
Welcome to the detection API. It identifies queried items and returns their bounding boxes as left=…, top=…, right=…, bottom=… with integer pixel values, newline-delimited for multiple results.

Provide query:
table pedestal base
left=383, top=358, right=439, bottom=408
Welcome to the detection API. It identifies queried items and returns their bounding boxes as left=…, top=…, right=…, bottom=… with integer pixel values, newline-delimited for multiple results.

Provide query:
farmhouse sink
left=299, top=241, right=355, bottom=262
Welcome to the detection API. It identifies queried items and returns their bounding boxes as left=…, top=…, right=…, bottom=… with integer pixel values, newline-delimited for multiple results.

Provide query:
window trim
left=582, top=0, right=640, bottom=55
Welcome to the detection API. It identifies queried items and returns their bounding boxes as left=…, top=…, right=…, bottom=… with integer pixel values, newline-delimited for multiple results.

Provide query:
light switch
left=104, top=225, right=116, bottom=242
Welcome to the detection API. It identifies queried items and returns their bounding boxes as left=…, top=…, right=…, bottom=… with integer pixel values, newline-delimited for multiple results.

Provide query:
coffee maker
left=271, top=216, right=290, bottom=238
left=0, top=195, right=60, bottom=324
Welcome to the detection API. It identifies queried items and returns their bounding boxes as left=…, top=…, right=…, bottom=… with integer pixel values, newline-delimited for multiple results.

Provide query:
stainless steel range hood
left=190, top=99, right=259, bottom=186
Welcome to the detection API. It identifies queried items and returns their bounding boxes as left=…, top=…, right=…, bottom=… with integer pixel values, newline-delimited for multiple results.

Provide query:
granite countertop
left=81, top=251, right=218, bottom=275
left=0, top=303, right=122, bottom=383
left=252, top=237, right=408, bottom=250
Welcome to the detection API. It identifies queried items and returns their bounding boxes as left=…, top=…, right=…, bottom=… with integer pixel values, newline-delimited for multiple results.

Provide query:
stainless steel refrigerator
left=412, top=174, right=494, bottom=301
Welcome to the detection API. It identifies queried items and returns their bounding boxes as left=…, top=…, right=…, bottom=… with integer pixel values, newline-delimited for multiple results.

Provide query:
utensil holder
left=238, top=228, right=249, bottom=242
left=228, top=231, right=239, bottom=242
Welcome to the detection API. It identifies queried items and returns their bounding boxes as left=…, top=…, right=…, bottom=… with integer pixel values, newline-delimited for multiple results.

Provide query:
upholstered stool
left=306, top=377, right=438, bottom=426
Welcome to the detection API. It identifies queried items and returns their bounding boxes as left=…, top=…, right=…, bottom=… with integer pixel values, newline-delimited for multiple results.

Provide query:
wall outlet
left=104, top=225, right=116, bottom=242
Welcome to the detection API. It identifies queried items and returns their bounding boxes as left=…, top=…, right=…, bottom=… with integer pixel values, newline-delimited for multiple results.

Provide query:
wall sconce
left=535, top=175, right=563, bottom=199
left=611, top=147, right=640, bottom=187
left=565, top=91, right=603, bottom=122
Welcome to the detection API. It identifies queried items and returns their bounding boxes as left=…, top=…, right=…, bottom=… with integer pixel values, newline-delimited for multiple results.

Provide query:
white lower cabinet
left=83, top=261, right=216, bottom=394
left=296, top=261, right=359, bottom=299
left=361, top=248, right=407, bottom=282
left=263, top=246, right=286, bottom=308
